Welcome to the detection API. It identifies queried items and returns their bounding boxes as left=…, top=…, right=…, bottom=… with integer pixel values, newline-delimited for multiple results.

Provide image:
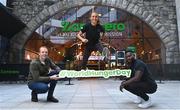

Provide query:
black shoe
left=31, top=91, right=38, bottom=102
left=47, top=96, right=59, bottom=103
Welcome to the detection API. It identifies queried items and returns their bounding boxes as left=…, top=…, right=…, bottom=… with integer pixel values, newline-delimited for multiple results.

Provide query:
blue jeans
left=28, top=70, right=59, bottom=97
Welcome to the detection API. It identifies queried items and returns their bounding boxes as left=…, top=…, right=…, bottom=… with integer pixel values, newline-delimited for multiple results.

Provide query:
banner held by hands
left=58, top=69, right=131, bottom=78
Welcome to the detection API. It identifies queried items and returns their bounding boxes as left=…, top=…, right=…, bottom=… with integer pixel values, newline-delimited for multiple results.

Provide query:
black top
left=129, top=59, right=156, bottom=84
left=81, top=23, right=105, bottom=46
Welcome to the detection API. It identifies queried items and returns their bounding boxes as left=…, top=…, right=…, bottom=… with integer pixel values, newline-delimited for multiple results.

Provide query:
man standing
left=77, top=12, right=105, bottom=70
left=120, top=51, right=157, bottom=108
left=28, top=46, right=61, bottom=102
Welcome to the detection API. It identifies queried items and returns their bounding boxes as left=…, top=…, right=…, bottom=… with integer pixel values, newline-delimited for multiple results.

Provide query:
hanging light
left=26, top=54, right=30, bottom=60
left=58, top=51, right=61, bottom=54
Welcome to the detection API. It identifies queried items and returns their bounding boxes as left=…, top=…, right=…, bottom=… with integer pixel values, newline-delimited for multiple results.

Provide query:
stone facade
left=9, top=0, right=180, bottom=64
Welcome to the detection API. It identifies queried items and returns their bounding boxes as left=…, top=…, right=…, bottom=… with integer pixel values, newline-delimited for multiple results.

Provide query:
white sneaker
left=133, top=96, right=144, bottom=104
left=138, top=97, right=152, bottom=108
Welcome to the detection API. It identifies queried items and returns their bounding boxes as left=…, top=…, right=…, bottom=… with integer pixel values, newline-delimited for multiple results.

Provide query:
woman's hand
left=82, top=38, right=88, bottom=43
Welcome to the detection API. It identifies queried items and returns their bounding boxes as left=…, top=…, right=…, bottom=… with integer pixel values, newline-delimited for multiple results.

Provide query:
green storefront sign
left=126, top=46, right=136, bottom=53
left=61, top=21, right=125, bottom=32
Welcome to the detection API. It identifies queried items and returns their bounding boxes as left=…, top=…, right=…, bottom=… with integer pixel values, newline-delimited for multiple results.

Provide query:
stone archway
left=10, top=0, right=177, bottom=64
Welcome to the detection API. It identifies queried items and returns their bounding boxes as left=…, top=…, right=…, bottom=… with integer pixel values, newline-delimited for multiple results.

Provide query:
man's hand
left=50, top=75, right=60, bottom=80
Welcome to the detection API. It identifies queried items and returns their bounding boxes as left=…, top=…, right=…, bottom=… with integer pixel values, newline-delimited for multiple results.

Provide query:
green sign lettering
left=0, top=69, right=19, bottom=75
left=59, top=69, right=131, bottom=78
left=61, top=21, right=70, bottom=32
left=117, top=23, right=125, bottom=31
left=61, top=21, right=125, bottom=32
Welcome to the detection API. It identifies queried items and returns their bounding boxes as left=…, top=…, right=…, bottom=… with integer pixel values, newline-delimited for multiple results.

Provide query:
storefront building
left=1, top=0, right=180, bottom=79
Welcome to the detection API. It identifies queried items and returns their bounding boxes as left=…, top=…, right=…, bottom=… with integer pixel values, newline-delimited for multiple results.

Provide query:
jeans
left=28, top=70, right=59, bottom=97
left=124, top=82, right=157, bottom=101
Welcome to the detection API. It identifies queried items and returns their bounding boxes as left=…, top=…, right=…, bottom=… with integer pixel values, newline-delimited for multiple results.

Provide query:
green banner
left=59, top=69, right=131, bottom=78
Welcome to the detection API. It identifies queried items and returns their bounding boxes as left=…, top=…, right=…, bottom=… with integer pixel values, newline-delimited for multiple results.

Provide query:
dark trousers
left=28, top=70, right=59, bottom=97
left=124, top=82, right=157, bottom=101
left=80, top=42, right=103, bottom=69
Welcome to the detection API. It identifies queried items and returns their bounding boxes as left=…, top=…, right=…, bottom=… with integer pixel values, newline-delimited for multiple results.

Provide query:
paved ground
left=0, top=78, right=180, bottom=110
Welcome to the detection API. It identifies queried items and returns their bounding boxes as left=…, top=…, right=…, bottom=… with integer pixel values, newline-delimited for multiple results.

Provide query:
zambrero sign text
left=61, top=21, right=125, bottom=32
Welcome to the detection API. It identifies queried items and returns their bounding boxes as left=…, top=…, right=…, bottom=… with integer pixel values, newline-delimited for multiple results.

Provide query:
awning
left=0, top=3, right=26, bottom=39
